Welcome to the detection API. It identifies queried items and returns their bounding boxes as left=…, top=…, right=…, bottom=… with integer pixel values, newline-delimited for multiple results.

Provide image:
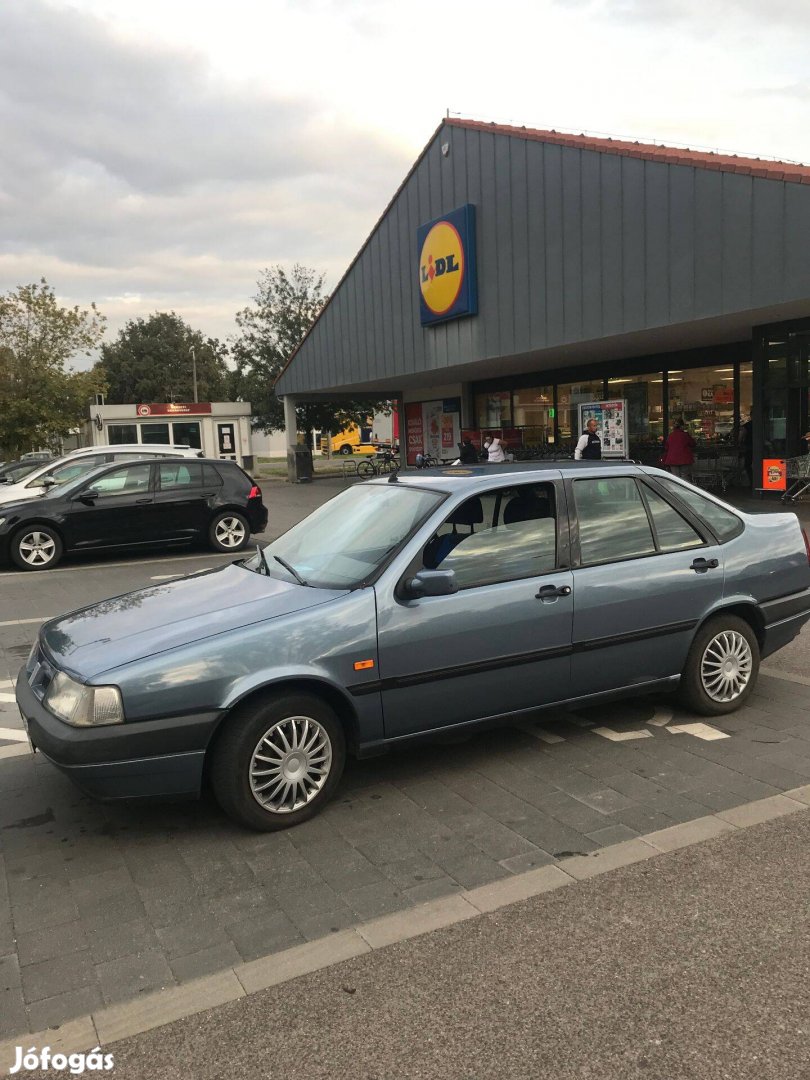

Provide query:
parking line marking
left=534, top=728, right=566, bottom=745
left=0, top=693, right=16, bottom=704
left=668, top=722, right=730, bottom=741
left=0, top=548, right=255, bottom=579
left=0, top=727, right=27, bottom=742
left=0, top=617, right=53, bottom=628
left=592, top=727, right=654, bottom=742
left=647, top=707, right=674, bottom=727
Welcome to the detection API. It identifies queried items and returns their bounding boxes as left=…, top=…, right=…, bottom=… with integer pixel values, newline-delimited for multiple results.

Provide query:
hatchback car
left=16, top=462, right=810, bottom=831
left=0, top=444, right=202, bottom=507
left=0, top=457, right=267, bottom=570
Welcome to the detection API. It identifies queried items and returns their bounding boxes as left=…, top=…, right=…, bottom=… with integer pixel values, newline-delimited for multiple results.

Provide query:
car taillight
left=803, top=528, right=810, bottom=565
left=248, top=484, right=261, bottom=500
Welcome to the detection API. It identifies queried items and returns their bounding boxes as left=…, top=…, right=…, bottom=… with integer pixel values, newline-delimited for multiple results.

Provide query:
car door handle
left=536, top=584, right=572, bottom=599
left=690, top=557, right=719, bottom=572
left=135, top=497, right=152, bottom=504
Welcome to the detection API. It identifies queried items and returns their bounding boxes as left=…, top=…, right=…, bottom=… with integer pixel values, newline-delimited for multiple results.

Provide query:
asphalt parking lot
left=2, top=478, right=810, bottom=1041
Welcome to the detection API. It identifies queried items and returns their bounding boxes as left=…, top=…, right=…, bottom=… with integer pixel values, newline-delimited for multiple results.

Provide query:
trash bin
left=287, top=447, right=313, bottom=483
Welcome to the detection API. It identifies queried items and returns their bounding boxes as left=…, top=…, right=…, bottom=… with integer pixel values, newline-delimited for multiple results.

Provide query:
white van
left=0, top=445, right=201, bottom=507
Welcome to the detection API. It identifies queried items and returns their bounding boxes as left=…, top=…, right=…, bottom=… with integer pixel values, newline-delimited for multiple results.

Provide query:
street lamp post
left=189, top=346, right=199, bottom=404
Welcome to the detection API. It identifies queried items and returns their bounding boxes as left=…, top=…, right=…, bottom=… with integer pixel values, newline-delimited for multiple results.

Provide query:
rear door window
left=640, top=486, right=705, bottom=552
left=158, top=462, right=203, bottom=490
left=573, top=477, right=656, bottom=565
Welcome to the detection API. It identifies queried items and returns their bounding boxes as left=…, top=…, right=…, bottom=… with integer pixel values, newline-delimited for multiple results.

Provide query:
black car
left=0, top=457, right=268, bottom=571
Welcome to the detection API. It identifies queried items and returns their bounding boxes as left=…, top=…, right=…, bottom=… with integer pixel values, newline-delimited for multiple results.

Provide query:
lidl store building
left=276, top=118, right=810, bottom=485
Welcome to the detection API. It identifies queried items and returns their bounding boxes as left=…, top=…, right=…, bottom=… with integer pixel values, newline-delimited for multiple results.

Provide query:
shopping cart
left=782, top=454, right=810, bottom=502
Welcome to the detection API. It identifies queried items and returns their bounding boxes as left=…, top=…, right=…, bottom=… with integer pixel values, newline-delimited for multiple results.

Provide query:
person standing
left=661, top=418, right=696, bottom=478
left=574, top=418, right=602, bottom=460
left=484, top=435, right=506, bottom=463
left=740, top=407, right=753, bottom=487
left=458, top=438, right=479, bottom=464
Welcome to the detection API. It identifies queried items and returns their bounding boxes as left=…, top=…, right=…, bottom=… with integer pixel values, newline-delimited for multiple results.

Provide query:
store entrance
left=763, top=331, right=810, bottom=462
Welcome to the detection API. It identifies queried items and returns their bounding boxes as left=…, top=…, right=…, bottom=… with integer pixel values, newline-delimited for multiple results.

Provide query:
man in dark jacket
left=574, top=418, right=602, bottom=460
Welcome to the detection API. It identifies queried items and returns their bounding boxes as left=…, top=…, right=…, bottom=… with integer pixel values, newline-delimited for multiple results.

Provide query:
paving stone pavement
left=2, top=479, right=810, bottom=1039
left=1, top=671, right=809, bottom=1037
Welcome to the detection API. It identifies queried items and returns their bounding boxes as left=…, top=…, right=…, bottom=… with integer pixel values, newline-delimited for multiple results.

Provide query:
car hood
left=0, top=485, right=42, bottom=507
left=40, top=563, right=345, bottom=679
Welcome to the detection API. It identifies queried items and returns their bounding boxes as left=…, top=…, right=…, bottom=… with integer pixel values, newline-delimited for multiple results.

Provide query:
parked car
left=0, top=459, right=43, bottom=485
left=20, top=451, right=54, bottom=461
left=16, top=462, right=810, bottom=831
left=0, top=457, right=266, bottom=570
left=0, top=444, right=202, bottom=507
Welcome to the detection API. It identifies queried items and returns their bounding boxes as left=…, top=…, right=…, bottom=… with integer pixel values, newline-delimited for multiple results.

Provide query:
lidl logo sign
left=417, top=204, right=477, bottom=326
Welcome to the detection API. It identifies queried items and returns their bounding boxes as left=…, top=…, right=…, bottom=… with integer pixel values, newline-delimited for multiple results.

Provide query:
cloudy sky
left=2, top=0, right=809, bottom=361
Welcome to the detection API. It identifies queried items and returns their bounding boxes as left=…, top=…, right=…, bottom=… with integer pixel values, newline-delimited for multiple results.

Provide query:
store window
left=140, top=423, right=171, bottom=444
left=512, top=387, right=554, bottom=447
left=171, top=421, right=202, bottom=449
left=556, top=380, right=604, bottom=449
left=107, top=424, right=138, bottom=445
left=668, top=366, right=736, bottom=448
left=607, top=373, right=663, bottom=464
left=474, top=390, right=511, bottom=428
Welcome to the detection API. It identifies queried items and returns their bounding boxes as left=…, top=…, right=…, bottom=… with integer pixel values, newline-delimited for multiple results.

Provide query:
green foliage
left=230, top=264, right=388, bottom=436
left=98, top=312, right=230, bottom=404
left=0, top=280, right=107, bottom=457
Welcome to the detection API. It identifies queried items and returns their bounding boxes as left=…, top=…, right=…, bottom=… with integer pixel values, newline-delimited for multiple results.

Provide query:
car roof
left=67, top=444, right=199, bottom=456
left=372, top=460, right=647, bottom=494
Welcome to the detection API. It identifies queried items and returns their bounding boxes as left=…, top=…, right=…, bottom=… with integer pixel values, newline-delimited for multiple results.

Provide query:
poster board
left=405, top=398, right=461, bottom=464
left=578, top=400, right=627, bottom=458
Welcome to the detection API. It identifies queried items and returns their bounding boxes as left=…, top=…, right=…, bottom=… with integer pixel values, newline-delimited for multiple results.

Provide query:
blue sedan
left=16, top=462, right=810, bottom=830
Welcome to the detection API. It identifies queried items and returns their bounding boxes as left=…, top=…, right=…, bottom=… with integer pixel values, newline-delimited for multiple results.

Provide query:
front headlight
left=44, top=671, right=124, bottom=727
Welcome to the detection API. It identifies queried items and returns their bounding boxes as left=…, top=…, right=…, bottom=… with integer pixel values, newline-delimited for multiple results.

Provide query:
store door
left=217, top=423, right=237, bottom=461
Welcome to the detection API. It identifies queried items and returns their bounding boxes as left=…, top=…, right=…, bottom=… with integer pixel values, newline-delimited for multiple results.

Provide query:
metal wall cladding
left=277, top=123, right=810, bottom=396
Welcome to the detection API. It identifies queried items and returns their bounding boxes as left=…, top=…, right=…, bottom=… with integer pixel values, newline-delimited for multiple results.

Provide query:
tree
left=0, top=280, right=107, bottom=457
left=97, top=312, right=231, bottom=404
left=230, top=264, right=388, bottom=440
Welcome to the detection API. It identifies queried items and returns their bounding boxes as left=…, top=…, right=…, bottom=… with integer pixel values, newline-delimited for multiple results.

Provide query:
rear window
left=159, top=462, right=202, bottom=489
left=656, top=477, right=743, bottom=542
left=203, top=464, right=224, bottom=487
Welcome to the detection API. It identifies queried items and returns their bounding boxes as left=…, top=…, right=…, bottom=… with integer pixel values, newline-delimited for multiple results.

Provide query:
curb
left=1, top=783, right=808, bottom=1068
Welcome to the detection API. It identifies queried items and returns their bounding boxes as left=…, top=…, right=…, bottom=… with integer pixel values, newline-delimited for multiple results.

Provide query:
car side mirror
left=76, top=489, right=100, bottom=505
left=403, top=568, right=458, bottom=600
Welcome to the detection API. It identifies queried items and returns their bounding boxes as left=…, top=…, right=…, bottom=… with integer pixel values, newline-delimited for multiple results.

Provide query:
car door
left=566, top=473, right=725, bottom=697
left=374, top=480, right=574, bottom=740
left=66, top=462, right=156, bottom=550
left=151, top=461, right=209, bottom=541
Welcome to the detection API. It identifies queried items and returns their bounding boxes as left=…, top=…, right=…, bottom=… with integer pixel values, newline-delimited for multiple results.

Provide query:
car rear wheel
left=339, top=445, right=352, bottom=455
left=679, top=615, right=759, bottom=716
left=209, top=511, right=250, bottom=552
left=10, top=526, right=63, bottom=571
left=210, top=692, right=346, bottom=830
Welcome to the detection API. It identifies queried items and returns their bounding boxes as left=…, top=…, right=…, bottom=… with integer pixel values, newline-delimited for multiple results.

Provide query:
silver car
left=16, top=463, right=810, bottom=831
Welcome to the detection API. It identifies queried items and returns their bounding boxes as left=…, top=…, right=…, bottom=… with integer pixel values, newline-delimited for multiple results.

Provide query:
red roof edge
left=444, top=117, right=810, bottom=183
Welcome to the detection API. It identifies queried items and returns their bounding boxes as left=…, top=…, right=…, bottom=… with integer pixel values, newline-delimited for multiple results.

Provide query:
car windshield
left=244, top=483, right=444, bottom=589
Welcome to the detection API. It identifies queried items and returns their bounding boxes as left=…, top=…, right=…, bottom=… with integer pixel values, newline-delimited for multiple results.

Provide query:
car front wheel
left=210, top=692, right=346, bottom=830
left=679, top=614, right=759, bottom=716
left=209, top=511, right=250, bottom=552
left=10, top=525, right=63, bottom=571
left=339, top=445, right=352, bottom=455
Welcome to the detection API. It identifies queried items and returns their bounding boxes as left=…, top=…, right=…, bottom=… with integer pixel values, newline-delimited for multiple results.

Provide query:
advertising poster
left=578, top=400, right=627, bottom=458
left=423, top=400, right=444, bottom=459
left=405, top=403, right=423, bottom=466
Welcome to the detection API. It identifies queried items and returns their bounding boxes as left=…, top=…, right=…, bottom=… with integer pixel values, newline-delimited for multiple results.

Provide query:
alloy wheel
left=700, top=630, right=753, bottom=702
left=215, top=516, right=246, bottom=548
left=17, top=531, right=57, bottom=567
left=249, top=715, right=333, bottom=814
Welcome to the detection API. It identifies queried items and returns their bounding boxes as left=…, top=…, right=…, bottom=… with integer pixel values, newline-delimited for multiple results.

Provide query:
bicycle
left=357, top=450, right=401, bottom=478
left=414, top=453, right=440, bottom=469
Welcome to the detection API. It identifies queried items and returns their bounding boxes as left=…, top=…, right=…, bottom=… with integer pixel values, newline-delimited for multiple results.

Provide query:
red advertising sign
left=762, top=459, right=787, bottom=491
left=405, top=403, right=424, bottom=465
left=136, top=403, right=212, bottom=416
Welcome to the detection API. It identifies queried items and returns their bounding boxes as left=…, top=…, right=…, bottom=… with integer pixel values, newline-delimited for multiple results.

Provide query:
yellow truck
left=321, top=423, right=378, bottom=456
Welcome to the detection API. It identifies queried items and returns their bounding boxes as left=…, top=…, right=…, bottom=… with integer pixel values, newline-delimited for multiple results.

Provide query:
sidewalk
left=67, top=807, right=810, bottom=1079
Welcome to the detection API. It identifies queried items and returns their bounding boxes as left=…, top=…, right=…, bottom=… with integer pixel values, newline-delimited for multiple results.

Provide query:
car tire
left=210, top=691, right=346, bottom=831
left=10, top=525, right=63, bottom=571
left=209, top=511, right=250, bottom=552
left=679, top=614, right=759, bottom=716
left=339, top=445, right=352, bottom=455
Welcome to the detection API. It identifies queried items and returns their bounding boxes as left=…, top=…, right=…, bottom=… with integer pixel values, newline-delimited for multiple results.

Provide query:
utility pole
left=189, top=346, right=199, bottom=403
